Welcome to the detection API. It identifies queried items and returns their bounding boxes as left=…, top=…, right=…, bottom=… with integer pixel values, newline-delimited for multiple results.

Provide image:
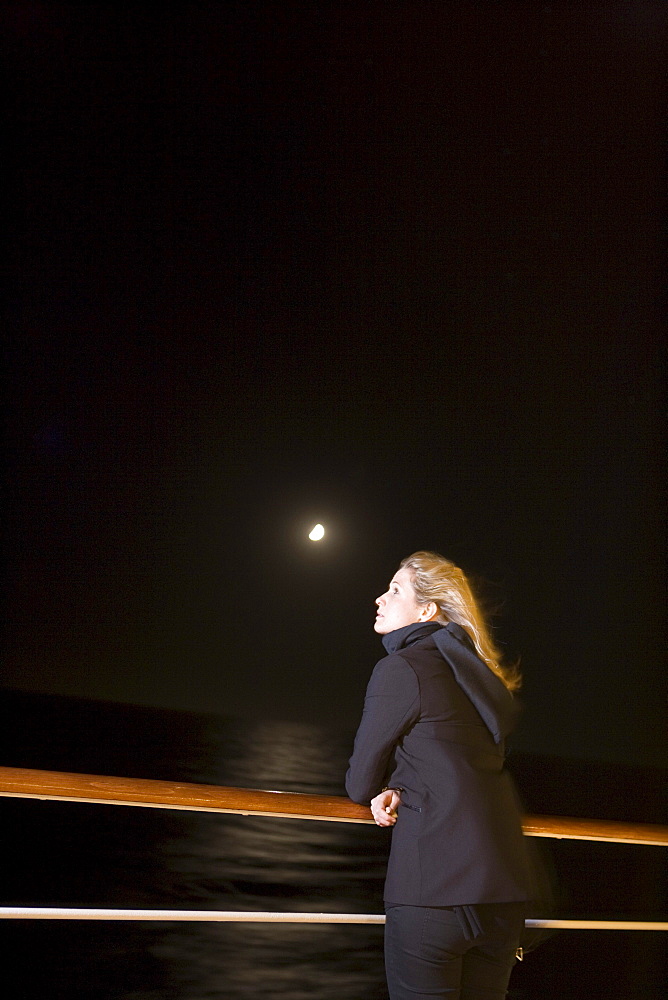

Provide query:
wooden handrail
left=0, top=766, right=666, bottom=846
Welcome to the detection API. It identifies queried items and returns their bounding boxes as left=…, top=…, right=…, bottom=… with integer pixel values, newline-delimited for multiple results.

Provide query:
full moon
left=308, top=523, right=325, bottom=541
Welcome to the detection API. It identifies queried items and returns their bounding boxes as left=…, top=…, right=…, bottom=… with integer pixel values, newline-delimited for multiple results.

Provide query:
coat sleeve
left=345, top=654, right=420, bottom=804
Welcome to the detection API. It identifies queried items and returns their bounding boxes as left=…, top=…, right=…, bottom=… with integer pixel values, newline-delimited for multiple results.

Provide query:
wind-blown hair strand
left=400, top=551, right=521, bottom=692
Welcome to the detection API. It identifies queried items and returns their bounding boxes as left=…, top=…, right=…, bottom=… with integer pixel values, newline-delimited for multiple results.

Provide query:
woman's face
left=374, top=566, right=426, bottom=634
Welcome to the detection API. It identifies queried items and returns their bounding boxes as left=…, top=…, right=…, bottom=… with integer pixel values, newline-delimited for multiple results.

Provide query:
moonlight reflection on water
left=153, top=719, right=388, bottom=998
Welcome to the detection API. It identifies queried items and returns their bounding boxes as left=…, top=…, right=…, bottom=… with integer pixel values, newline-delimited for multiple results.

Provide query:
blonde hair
left=400, top=551, right=521, bottom=692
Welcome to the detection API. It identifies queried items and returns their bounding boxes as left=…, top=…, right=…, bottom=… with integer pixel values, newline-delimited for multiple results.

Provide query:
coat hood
left=382, top=621, right=519, bottom=744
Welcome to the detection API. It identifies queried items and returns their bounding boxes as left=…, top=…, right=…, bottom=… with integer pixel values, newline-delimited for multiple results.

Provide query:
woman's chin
left=373, top=618, right=388, bottom=634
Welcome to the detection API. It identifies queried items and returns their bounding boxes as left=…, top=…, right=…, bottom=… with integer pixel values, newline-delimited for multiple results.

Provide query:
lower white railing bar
left=0, top=908, right=382, bottom=923
left=523, top=918, right=668, bottom=931
left=0, top=908, right=666, bottom=930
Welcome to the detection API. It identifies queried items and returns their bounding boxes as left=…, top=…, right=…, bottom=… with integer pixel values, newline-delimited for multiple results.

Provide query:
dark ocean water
left=1, top=691, right=665, bottom=999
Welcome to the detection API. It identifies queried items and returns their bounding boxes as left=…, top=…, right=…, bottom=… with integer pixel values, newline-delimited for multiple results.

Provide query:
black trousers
left=384, top=902, right=526, bottom=1000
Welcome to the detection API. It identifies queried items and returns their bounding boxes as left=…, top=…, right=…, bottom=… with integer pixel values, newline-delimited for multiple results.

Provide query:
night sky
left=4, top=3, right=666, bottom=767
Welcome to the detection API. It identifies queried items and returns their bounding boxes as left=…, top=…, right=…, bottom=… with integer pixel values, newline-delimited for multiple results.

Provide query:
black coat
left=346, top=621, right=533, bottom=906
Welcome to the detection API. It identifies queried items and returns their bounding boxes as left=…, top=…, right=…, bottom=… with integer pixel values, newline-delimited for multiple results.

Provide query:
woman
left=346, top=552, right=532, bottom=1000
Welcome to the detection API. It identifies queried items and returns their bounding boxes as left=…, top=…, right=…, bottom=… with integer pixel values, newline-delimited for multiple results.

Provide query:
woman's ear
left=418, top=602, right=439, bottom=622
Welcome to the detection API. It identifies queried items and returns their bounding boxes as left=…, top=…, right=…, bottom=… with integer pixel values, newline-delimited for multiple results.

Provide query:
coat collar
left=381, top=620, right=443, bottom=654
